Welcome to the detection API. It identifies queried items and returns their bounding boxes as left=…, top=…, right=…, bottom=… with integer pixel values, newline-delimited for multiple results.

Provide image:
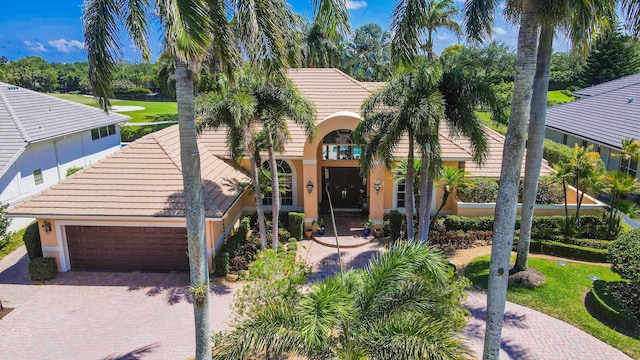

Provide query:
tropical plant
left=616, top=138, right=640, bottom=175
left=464, top=0, right=539, bottom=357
left=82, top=0, right=237, bottom=357
left=516, top=0, right=615, bottom=272
left=420, top=0, right=462, bottom=60
left=343, top=23, right=392, bottom=81
left=567, top=145, right=606, bottom=224
left=212, top=242, right=470, bottom=359
left=603, top=171, right=639, bottom=239
left=430, top=167, right=468, bottom=227
left=196, top=70, right=316, bottom=250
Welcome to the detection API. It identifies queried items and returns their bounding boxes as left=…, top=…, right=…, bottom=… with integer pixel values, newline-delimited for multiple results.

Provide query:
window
left=33, top=169, right=43, bottom=185
left=262, top=160, right=293, bottom=206
left=621, top=158, right=638, bottom=178
left=322, top=129, right=362, bottom=160
left=562, top=134, right=568, bottom=145
left=582, top=139, right=588, bottom=147
left=91, top=125, right=117, bottom=140
left=396, top=180, right=406, bottom=208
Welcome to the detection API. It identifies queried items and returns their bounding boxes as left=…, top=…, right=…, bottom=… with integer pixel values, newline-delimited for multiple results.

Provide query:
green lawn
left=0, top=228, right=26, bottom=261
left=465, top=255, right=640, bottom=359
left=548, top=90, right=576, bottom=105
left=51, top=93, right=177, bottom=123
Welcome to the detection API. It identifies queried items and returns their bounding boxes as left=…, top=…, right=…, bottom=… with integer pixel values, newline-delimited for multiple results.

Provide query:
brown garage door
left=66, top=225, right=189, bottom=272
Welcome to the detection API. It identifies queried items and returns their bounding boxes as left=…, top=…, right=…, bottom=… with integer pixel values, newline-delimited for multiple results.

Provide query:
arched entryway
left=301, top=113, right=385, bottom=226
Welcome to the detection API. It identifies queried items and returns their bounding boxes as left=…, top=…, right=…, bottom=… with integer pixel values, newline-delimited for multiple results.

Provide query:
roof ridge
left=438, top=133, right=473, bottom=157
left=152, top=130, right=183, bottom=172
left=331, top=68, right=375, bottom=93
left=0, top=85, right=31, bottom=143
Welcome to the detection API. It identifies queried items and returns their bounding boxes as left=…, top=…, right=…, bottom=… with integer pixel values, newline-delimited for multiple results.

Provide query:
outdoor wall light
left=374, top=180, right=382, bottom=193
left=41, top=220, right=52, bottom=234
left=307, top=180, right=314, bottom=194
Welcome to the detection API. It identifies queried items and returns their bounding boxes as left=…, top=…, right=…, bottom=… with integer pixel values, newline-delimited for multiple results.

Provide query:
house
left=545, top=73, right=640, bottom=177
left=7, top=69, right=571, bottom=273
left=0, top=83, right=128, bottom=230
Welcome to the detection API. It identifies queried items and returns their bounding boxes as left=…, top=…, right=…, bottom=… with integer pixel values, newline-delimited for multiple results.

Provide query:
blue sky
left=1, top=0, right=571, bottom=63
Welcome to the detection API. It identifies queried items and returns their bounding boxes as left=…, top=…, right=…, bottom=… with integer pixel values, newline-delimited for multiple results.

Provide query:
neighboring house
left=545, top=73, right=640, bottom=177
left=8, top=69, right=566, bottom=273
left=0, top=83, right=128, bottom=231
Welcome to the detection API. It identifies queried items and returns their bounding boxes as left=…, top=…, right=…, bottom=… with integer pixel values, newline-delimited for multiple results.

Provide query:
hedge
left=456, top=177, right=499, bottom=203
left=443, top=216, right=495, bottom=232
left=543, top=139, right=573, bottom=167
left=585, top=280, right=639, bottom=334
left=214, top=252, right=229, bottom=276
left=527, top=240, right=608, bottom=263
left=27, top=257, right=57, bottom=282
left=23, top=222, right=43, bottom=260
left=609, top=228, right=640, bottom=284
left=388, top=210, right=403, bottom=241
left=288, top=212, right=304, bottom=241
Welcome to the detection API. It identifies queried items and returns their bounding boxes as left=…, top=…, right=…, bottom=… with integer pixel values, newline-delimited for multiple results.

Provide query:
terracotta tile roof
left=200, top=68, right=473, bottom=161
left=458, top=125, right=554, bottom=178
left=7, top=125, right=249, bottom=219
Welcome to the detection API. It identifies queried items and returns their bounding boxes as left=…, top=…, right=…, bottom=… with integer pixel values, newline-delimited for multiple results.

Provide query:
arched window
left=262, top=160, right=293, bottom=206
left=322, top=129, right=362, bottom=160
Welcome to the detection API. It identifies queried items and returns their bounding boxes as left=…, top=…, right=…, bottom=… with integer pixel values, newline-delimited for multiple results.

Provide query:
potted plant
left=304, top=228, right=313, bottom=239
left=313, top=218, right=326, bottom=235
left=373, top=227, right=382, bottom=238
left=362, top=218, right=375, bottom=237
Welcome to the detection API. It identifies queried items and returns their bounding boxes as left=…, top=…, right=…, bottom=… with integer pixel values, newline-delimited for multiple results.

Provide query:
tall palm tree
left=465, top=1, right=539, bottom=358
left=196, top=71, right=316, bottom=250
left=83, top=1, right=236, bottom=357
left=604, top=171, right=639, bottom=238
left=616, top=138, right=640, bottom=174
left=344, top=23, right=392, bottom=81
left=421, top=0, right=462, bottom=60
left=211, top=242, right=469, bottom=359
left=516, top=0, right=615, bottom=272
left=356, top=61, right=446, bottom=241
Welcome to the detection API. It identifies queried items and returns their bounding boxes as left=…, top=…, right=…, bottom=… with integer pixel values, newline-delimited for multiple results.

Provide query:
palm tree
left=197, top=71, right=316, bottom=250
left=465, top=1, right=540, bottom=358
left=516, top=0, right=615, bottom=272
left=211, top=242, right=469, bottom=359
left=344, top=23, right=392, bottom=81
left=568, top=145, right=606, bottom=223
left=604, top=171, right=639, bottom=238
left=430, top=167, right=468, bottom=228
left=356, top=61, right=446, bottom=241
left=616, top=138, right=640, bottom=174
left=421, top=0, right=462, bottom=60
left=83, top=1, right=237, bottom=357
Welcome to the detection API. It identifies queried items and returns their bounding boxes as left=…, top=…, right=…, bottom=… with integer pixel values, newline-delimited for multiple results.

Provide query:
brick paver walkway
left=0, top=242, right=633, bottom=359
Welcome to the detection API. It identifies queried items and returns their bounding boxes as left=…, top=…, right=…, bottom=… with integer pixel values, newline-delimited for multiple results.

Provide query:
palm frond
left=464, top=0, right=500, bottom=43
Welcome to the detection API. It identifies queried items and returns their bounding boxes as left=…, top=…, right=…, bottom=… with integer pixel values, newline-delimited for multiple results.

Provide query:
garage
left=65, top=225, right=189, bottom=272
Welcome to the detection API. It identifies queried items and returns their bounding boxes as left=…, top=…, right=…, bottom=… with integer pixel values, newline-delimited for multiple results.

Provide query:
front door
left=324, top=167, right=362, bottom=208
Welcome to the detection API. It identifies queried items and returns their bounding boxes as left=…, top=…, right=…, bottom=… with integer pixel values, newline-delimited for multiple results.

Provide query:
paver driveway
left=0, top=242, right=634, bottom=359
left=0, top=247, right=240, bottom=360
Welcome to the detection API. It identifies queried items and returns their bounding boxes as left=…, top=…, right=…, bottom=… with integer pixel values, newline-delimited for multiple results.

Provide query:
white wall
left=1, top=127, right=121, bottom=232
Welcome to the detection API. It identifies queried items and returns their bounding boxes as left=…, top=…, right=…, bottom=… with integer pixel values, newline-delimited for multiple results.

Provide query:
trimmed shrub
left=27, top=257, right=57, bottom=282
left=443, top=216, right=495, bottom=232
left=288, top=237, right=297, bottom=243
left=609, top=229, right=640, bottom=284
left=278, top=228, right=291, bottom=243
left=519, top=176, right=564, bottom=204
left=288, top=212, right=304, bottom=241
left=585, top=280, right=639, bottom=334
left=0, top=202, right=11, bottom=248
left=429, top=230, right=493, bottom=252
left=543, top=139, right=572, bottom=167
left=23, top=222, right=43, bottom=260
left=528, top=240, right=608, bottom=262
left=214, top=252, right=230, bottom=277
left=456, top=177, right=499, bottom=203
left=388, top=210, right=403, bottom=241
left=277, top=243, right=285, bottom=253
left=237, top=270, right=249, bottom=280
left=288, top=242, right=298, bottom=251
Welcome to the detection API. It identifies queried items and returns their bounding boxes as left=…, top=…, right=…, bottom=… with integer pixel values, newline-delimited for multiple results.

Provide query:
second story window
left=91, top=125, right=117, bottom=140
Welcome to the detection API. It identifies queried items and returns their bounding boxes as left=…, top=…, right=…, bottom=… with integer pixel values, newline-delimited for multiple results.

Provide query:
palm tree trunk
left=483, top=2, right=538, bottom=359
left=248, top=136, right=268, bottom=249
left=575, top=171, right=581, bottom=225
left=268, top=142, right=280, bottom=250
left=430, top=190, right=449, bottom=229
left=515, top=24, right=554, bottom=272
left=175, top=60, right=211, bottom=360
left=418, top=154, right=430, bottom=241
left=563, top=178, right=569, bottom=223
left=406, top=133, right=416, bottom=241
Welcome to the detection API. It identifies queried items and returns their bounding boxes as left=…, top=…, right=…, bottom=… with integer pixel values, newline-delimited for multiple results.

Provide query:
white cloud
left=494, top=26, right=507, bottom=36
left=437, top=34, right=449, bottom=41
left=347, top=1, right=368, bottom=10
left=48, top=38, right=85, bottom=53
left=23, top=40, right=46, bottom=52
